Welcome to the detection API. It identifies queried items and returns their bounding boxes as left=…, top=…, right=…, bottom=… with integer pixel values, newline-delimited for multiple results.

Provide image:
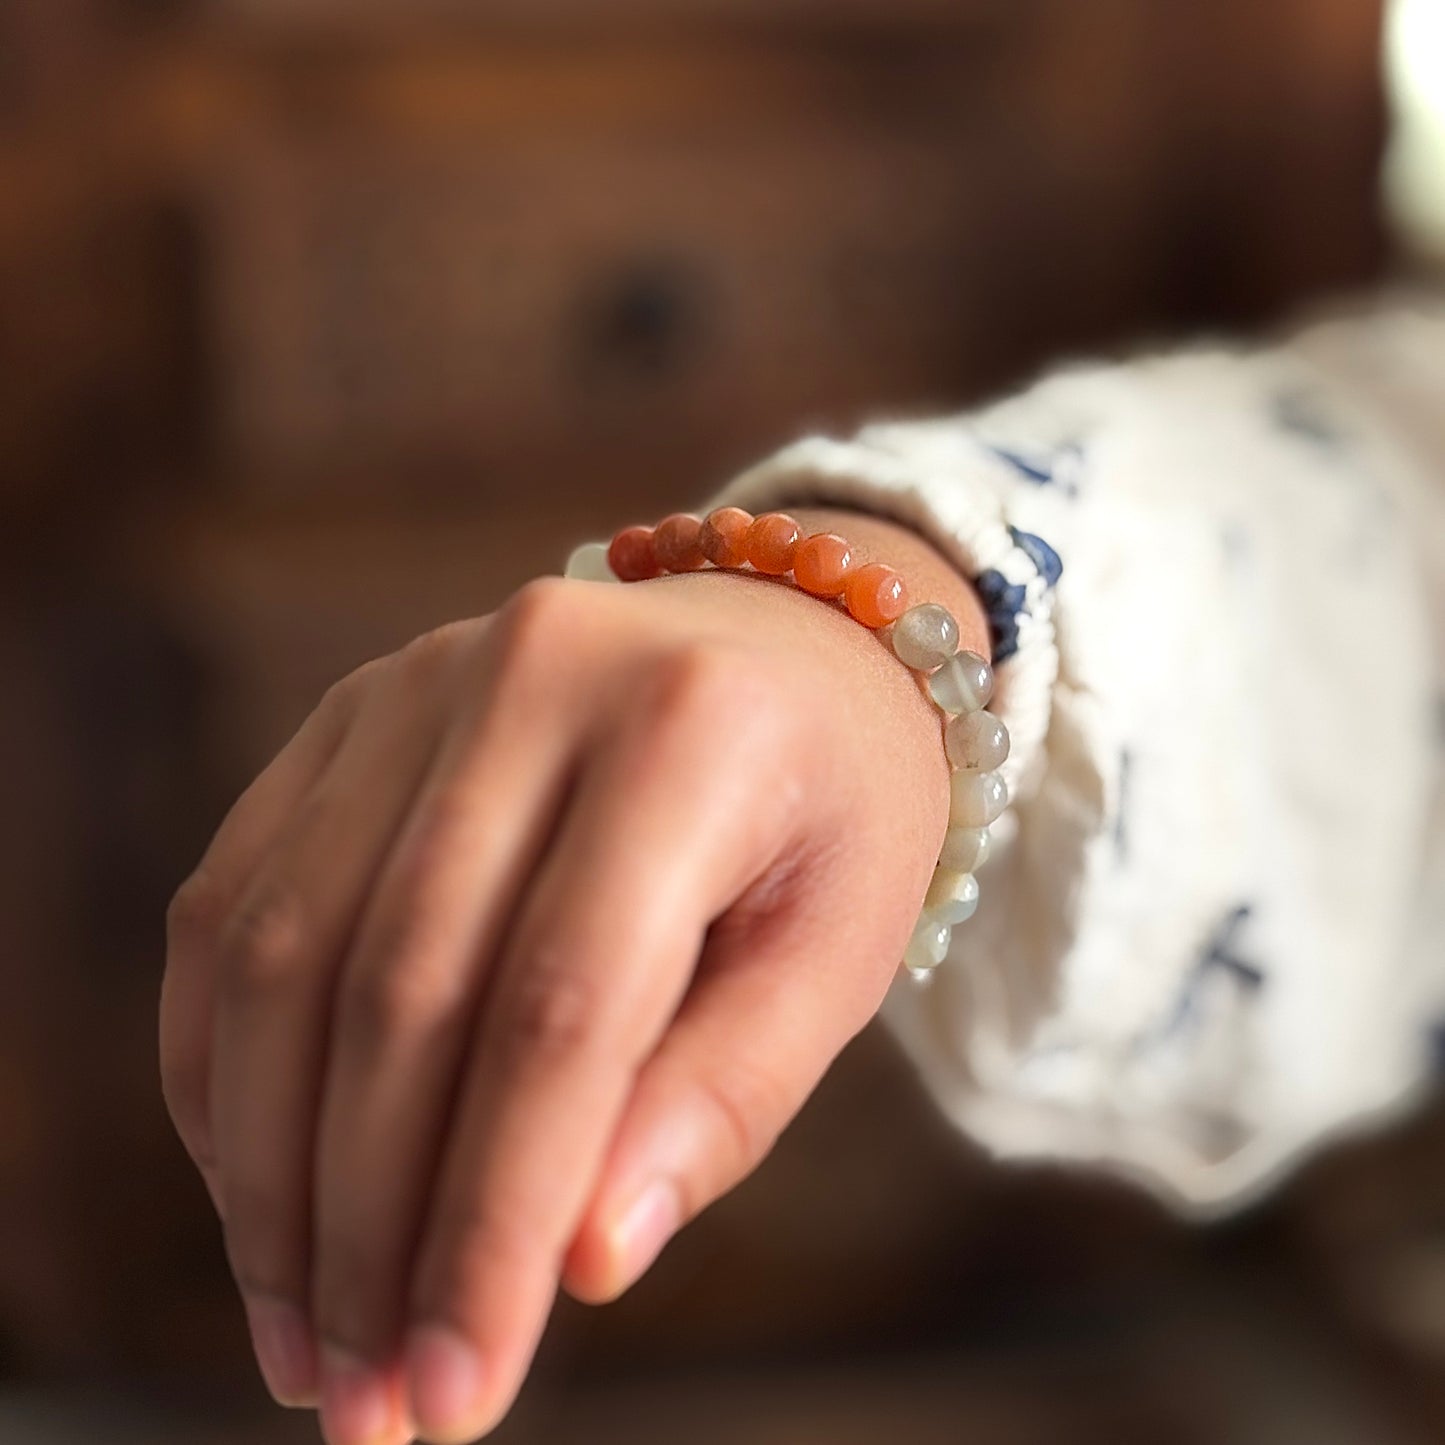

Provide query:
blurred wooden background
left=3, top=0, right=1444, bottom=1440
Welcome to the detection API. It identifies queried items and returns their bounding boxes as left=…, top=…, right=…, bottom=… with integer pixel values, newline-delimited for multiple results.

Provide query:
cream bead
left=945, top=709, right=1010, bottom=772
left=891, top=603, right=960, bottom=671
left=924, top=868, right=979, bottom=925
left=564, top=541, right=618, bottom=582
left=903, top=916, right=952, bottom=973
left=938, top=824, right=992, bottom=872
left=949, top=770, right=1008, bottom=827
left=928, top=650, right=994, bottom=714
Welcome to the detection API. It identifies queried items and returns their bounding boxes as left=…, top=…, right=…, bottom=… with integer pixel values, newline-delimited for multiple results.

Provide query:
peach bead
left=793, top=532, right=855, bottom=597
left=746, top=512, right=802, bottom=575
left=653, top=513, right=706, bottom=572
left=608, top=526, right=662, bottom=581
left=699, top=507, right=753, bottom=568
left=846, top=563, right=909, bottom=627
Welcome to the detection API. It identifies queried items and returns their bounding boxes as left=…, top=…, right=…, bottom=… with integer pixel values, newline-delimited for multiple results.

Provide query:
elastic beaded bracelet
left=564, top=509, right=1011, bottom=982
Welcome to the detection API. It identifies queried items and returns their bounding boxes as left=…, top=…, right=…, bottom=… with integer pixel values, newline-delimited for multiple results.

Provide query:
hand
left=160, top=510, right=986, bottom=1445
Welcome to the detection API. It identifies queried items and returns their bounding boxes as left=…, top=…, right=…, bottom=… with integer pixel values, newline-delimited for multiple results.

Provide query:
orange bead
left=793, top=532, right=855, bottom=597
left=608, top=526, right=662, bottom=581
left=846, top=563, right=910, bottom=627
left=699, top=507, right=753, bottom=568
left=653, top=513, right=706, bottom=572
left=746, top=512, right=802, bottom=575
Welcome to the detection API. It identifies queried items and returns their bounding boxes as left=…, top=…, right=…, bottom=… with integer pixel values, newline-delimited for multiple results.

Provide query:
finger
left=308, top=643, right=581, bottom=1444
left=208, top=658, right=443, bottom=1418
left=562, top=891, right=893, bottom=1305
left=161, top=673, right=359, bottom=1211
left=403, top=648, right=798, bottom=1445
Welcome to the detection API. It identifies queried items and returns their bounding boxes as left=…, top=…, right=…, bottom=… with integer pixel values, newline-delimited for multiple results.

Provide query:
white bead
left=924, top=869, right=980, bottom=925
left=891, top=603, right=960, bottom=671
left=949, top=770, right=1008, bottom=827
left=928, top=650, right=994, bottom=714
left=939, top=825, right=992, bottom=872
left=564, top=541, right=617, bottom=582
left=945, top=709, right=1011, bottom=771
left=903, top=916, right=951, bottom=972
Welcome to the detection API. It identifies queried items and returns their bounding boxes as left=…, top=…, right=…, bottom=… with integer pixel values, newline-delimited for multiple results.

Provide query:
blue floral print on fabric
left=1429, top=1019, right=1445, bottom=1075
left=973, top=530, right=1061, bottom=663
left=1134, top=905, right=1265, bottom=1054
left=1270, top=388, right=1345, bottom=450
left=975, top=569, right=1027, bottom=663
left=1009, top=527, right=1064, bottom=589
left=986, top=442, right=1086, bottom=497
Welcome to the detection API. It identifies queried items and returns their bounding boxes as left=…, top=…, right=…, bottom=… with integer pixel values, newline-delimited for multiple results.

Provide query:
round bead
left=903, top=916, right=952, bottom=973
left=945, top=709, right=1011, bottom=772
left=608, top=526, right=662, bottom=581
left=564, top=541, right=617, bottom=582
left=924, top=869, right=980, bottom=926
left=653, top=513, right=706, bottom=572
left=700, top=507, right=753, bottom=568
left=793, top=532, right=855, bottom=597
left=938, top=825, right=992, bottom=873
left=891, top=603, right=960, bottom=671
left=949, top=770, right=1008, bottom=827
left=846, top=564, right=910, bottom=628
left=746, top=512, right=803, bottom=575
left=928, top=650, right=994, bottom=714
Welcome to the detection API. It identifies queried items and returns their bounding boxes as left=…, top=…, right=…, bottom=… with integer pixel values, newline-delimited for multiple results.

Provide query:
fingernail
left=321, top=1345, right=395, bottom=1445
left=406, top=1325, right=485, bottom=1441
left=243, top=1294, right=317, bottom=1407
left=611, top=1179, right=682, bottom=1293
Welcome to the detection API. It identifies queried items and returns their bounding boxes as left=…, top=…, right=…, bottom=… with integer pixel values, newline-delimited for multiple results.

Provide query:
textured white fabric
left=708, top=293, right=1445, bottom=1214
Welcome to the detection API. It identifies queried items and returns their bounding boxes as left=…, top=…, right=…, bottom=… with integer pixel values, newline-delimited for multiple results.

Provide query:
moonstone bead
left=700, top=506, right=753, bottom=567
left=564, top=541, right=617, bottom=582
left=845, top=563, right=909, bottom=628
left=793, top=532, right=855, bottom=597
left=945, top=709, right=1011, bottom=771
left=928, top=650, right=994, bottom=714
left=903, top=916, right=952, bottom=973
left=891, top=603, right=959, bottom=671
left=924, top=868, right=980, bottom=925
left=746, top=512, right=803, bottom=574
left=938, top=824, right=992, bottom=873
left=949, top=770, right=1008, bottom=827
left=653, top=513, right=706, bottom=572
left=608, top=526, right=662, bottom=581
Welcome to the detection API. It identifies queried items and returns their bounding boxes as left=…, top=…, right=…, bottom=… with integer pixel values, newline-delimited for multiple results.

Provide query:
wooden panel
left=204, top=74, right=1006, bottom=499
left=202, top=0, right=1011, bottom=37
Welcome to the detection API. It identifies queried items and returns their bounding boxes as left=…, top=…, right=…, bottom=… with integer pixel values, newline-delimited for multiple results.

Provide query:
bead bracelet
left=564, top=508, right=1010, bottom=980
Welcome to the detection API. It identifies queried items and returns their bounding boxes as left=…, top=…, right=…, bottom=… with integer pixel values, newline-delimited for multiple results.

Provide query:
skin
left=159, top=507, right=988, bottom=1445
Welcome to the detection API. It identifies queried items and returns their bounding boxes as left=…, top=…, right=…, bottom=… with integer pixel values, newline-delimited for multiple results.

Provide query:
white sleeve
left=707, top=293, right=1445, bottom=1215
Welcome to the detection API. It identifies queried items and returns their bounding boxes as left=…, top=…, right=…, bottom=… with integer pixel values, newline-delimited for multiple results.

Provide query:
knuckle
left=224, top=1179, right=305, bottom=1302
left=412, top=1208, right=545, bottom=1325
left=396, top=621, right=467, bottom=684
left=338, top=959, right=451, bottom=1059
left=396, top=788, right=476, bottom=898
left=694, top=1064, right=788, bottom=1172
left=646, top=643, right=789, bottom=752
left=492, top=577, right=574, bottom=672
left=313, top=1232, right=395, bottom=1352
left=650, top=642, right=737, bottom=721
left=319, top=655, right=383, bottom=717
left=167, top=867, right=226, bottom=948
left=501, top=963, right=606, bottom=1067
left=219, top=882, right=308, bottom=1001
